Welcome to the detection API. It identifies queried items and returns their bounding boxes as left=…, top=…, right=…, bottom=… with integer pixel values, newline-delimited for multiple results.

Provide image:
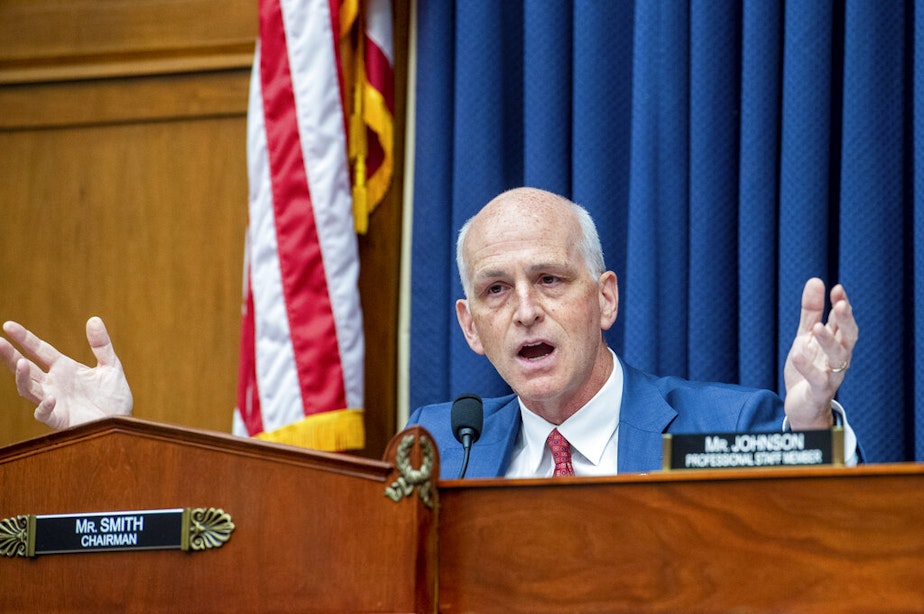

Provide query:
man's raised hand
left=0, top=317, right=133, bottom=430
left=783, top=278, right=858, bottom=429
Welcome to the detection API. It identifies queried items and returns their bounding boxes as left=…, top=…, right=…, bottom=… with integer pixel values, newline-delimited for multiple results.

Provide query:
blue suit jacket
left=406, top=358, right=787, bottom=479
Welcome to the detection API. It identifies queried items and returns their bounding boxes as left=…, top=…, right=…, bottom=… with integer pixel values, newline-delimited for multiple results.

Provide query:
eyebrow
left=526, top=261, right=574, bottom=275
left=473, top=261, right=574, bottom=281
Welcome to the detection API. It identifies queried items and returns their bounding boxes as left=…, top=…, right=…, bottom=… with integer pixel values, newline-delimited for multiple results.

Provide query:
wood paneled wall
left=0, top=0, right=405, bottom=458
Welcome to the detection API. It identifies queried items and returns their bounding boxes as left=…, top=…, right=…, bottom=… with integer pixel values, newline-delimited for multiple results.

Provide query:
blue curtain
left=410, top=0, right=922, bottom=463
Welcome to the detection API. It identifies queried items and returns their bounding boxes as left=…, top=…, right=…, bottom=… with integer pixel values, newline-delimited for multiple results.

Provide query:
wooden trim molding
left=0, top=0, right=257, bottom=85
left=0, top=47, right=256, bottom=86
left=0, top=69, right=252, bottom=130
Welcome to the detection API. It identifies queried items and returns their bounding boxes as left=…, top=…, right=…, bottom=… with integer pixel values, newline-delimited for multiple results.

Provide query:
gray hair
left=455, top=196, right=606, bottom=299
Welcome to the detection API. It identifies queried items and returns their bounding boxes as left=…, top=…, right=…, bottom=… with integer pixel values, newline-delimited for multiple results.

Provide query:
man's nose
left=513, top=286, right=543, bottom=325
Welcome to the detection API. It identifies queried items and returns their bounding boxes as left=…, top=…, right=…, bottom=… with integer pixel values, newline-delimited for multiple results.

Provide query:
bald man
left=407, top=188, right=859, bottom=478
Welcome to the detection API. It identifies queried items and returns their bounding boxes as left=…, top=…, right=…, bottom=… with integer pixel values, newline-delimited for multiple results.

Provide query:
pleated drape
left=410, top=0, right=923, bottom=463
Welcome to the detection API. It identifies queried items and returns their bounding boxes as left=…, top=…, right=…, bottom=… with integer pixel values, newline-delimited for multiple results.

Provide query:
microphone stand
left=457, top=428, right=475, bottom=479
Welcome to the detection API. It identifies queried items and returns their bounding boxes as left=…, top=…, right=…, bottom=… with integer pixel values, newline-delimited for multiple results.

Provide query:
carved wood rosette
left=382, top=426, right=440, bottom=509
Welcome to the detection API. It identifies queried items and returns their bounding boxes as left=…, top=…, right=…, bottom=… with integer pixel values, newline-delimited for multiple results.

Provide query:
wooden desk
left=3, top=420, right=922, bottom=613
left=438, top=464, right=924, bottom=613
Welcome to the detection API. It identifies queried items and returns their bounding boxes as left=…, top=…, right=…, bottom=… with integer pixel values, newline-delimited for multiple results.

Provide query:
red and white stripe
left=234, top=0, right=363, bottom=438
left=362, top=0, right=395, bottom=189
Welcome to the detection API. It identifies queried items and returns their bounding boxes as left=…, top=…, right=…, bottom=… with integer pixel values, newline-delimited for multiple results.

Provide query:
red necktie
left=546, top=428, right=575, bottom=477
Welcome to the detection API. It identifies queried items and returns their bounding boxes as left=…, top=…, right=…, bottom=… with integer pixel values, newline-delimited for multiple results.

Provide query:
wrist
left=787, top=403, right=836, bottom=431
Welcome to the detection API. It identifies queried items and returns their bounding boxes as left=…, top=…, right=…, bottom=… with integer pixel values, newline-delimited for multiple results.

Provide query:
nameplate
left=0, top=507, right=234, bottom=558
left=662, top=428, right=844, bottom=471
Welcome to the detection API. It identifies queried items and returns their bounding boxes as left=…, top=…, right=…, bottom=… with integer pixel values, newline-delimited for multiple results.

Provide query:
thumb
left=86, top=317, right=120, bottom=367
left=796, top=277, right=826, bottom=336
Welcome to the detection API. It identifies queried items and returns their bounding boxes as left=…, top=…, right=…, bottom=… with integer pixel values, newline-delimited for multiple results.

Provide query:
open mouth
left=519, top=341, right=555, bottom=361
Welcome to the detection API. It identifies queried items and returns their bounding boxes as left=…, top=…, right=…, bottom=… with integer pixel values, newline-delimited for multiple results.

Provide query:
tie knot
left=546, top=428, right=575, bottom=477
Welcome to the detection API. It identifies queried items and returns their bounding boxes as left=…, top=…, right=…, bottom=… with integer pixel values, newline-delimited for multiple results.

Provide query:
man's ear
left=599, top=271, right=619, bottom=331
left=455, top=299, right=485, bottom=355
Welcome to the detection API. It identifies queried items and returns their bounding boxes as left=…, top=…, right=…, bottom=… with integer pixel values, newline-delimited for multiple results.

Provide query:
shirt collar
left=516, top=350, right=624, bottom=473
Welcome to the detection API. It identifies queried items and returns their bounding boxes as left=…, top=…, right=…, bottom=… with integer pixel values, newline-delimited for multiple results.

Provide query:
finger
left=86, top=317, right=120, bottom=367
left=811, top=322, right=850, bottom=368
left=0, top=337, right=24, bottom=373
left=15, top=358, right=45, bottom=405
left=830, top=283, right=848, bottom=306
left=828, top=286, right=859, bottom=350
left=2, top=321, right=63, bottom=370
left=796, top=278, right=826, bottom=336
left=34, top=396, right=62, bottom=429
left=788, top=343, right=828, bottom=388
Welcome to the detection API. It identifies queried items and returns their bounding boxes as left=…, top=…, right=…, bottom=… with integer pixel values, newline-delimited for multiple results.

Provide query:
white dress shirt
left=506, top=351, right=624, bottom=478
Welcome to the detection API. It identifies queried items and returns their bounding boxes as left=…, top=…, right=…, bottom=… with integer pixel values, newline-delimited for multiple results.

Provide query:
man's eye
left=540, top=275, right=559, bottom=285
left=487, top=284, right=504, bottom=294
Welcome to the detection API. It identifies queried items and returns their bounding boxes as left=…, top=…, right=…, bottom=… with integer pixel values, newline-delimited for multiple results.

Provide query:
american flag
left=233, top=0, right=393, bottom=451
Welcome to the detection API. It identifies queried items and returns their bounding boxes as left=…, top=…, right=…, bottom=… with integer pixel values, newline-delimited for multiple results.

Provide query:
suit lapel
left=617, top=360, right=678, bottom=474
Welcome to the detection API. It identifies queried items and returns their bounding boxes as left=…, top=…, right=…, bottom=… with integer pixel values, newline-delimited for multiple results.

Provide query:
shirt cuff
left=781, top=400, right=858, bottom=467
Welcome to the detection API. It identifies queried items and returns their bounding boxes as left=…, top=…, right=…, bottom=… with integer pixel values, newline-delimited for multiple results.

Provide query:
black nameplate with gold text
left=662, top=428, right=844, bottom=471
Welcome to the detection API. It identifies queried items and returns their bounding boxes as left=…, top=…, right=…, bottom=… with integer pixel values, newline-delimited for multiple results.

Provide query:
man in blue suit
left=407, top=188, right=859, bottom=478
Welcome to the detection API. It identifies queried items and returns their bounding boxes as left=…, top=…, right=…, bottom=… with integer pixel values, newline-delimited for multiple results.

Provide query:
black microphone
left=451, top=393, right=483, bottom=479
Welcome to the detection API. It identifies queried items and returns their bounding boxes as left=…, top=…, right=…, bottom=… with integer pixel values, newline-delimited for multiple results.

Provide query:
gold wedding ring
left=829, top=360, right=849, bottom=374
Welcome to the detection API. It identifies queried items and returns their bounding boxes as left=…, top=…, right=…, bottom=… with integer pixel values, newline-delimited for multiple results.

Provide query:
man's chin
left=509, top=378, right=564, bottom=407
